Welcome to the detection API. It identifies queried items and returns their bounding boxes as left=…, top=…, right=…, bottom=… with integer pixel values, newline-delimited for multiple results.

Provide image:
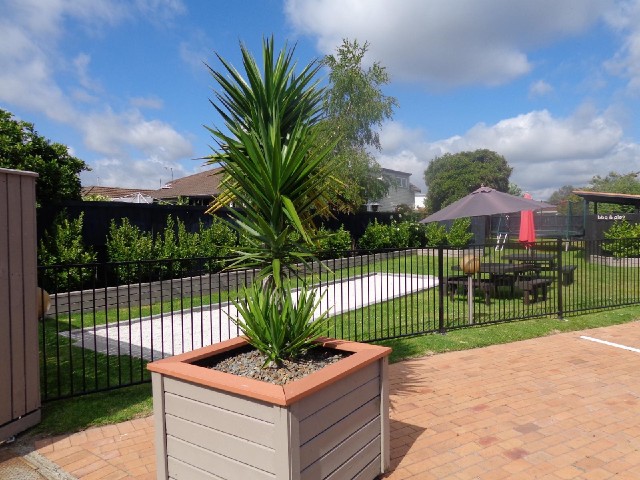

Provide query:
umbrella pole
left=467, top=274, right=474, bottom=325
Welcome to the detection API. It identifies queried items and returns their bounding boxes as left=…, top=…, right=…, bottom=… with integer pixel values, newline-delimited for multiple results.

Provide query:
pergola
left=573, top=190, right=640, bottom=214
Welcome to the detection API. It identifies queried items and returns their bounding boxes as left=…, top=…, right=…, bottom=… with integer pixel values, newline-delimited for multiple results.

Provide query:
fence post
left=438, top=246, right=446, bottom=333
left=0, top=168, right=41, bottom=441
left=556, top=238, right=564, bottom=319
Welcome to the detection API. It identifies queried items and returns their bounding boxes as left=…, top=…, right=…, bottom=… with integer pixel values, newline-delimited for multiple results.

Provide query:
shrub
left=233, top=282, right=329, bottom=367
left=359, top=220, right=428, bottom=250
left=406, top=222, right=428, bottom=248
left=316, top=225, right=352, bottom=258
left=106, top=218, right=155, bottom=283
left=388, top=221, right=413, bottom=248
left=425, top=222, right=447, bottom=247
left=358, top=220, right=392, bottom=250
left=602, top=220, right=640, bottom=258
left=446, top=218, right=474, bottom=248
left=198, top=217, right=238, bottom=271
left=106, top=215, right=239, bottom=282
left=38, top=211, right=97, bottom=292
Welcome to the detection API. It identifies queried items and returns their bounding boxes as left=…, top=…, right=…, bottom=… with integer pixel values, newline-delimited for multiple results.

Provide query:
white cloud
left=0, top=0, right=192, bottom=188
left=378, top=106, right=640, bottom=200
left=83, top=109, right=192, bottom=161
left=82, top=156, right=190, bottom=189
left=604, top=0, right=640, bottom=93
left=130, top=96, right=164, bottom=110
left=286, top=0, right=613, bottom=88
left=529, top=80, right=554, bottom=98
left=179, top=29, right=214, bottom=70
left=73, top=53, right=102, bottom=93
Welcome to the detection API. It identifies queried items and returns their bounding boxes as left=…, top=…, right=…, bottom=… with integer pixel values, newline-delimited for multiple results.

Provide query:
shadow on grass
left=33, top=383, right=153, bottom=437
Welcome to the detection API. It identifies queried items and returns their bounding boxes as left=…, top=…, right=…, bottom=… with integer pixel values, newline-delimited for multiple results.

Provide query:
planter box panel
left=167, top=457, right=224, bottom=480
left=164, top=376, right=274, bottom=422
left=166, top=436, right=274, bottom=480
left=321, top=437, right=380, bottom=480
left=294, top=361, right=379, bottom=421
left=150, top=338, right=391, bottom=480
left=163, top=384, right=275, bottom=448
left=301, top=415, right=380, bottom=474
left=165, top=415, right=274, bottom=471
left=353, top=457, right=383, bottom=480
left=300, top=382, right=380, bottom=445
left=297, top=376, right=380, bottom=444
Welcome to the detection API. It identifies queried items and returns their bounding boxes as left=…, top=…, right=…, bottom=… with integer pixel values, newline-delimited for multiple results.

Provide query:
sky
left=2, top=0, right=640, bottom=201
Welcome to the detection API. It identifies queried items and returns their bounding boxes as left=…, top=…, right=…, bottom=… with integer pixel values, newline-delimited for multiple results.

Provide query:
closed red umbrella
left=519, top=193, right=536, bottom=249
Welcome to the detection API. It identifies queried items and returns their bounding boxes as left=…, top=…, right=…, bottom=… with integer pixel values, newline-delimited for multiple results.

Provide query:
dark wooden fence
left=37, top=201, right=398, bottom=260
left=0, top=168, right=41, bottom=440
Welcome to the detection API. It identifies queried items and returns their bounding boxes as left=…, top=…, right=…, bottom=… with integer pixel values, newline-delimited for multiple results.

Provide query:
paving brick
left=23, top=322, right=640, bottom=479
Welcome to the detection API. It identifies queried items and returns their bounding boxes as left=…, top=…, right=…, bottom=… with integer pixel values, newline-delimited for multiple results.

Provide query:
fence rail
left=38, top=238, right=640, bottom=401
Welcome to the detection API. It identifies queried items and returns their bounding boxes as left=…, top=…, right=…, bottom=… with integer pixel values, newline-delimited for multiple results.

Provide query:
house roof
left=81, top=185, right=157, bottom=199
left=381, top=167, right=411, bottom=177
left=152, top=167, right=224, bottom=199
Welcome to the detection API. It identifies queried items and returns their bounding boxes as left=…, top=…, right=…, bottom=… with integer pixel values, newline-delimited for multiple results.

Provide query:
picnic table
left=502, top=252, right=556, bottom=270
left=449, top=262, right=539, bottom=303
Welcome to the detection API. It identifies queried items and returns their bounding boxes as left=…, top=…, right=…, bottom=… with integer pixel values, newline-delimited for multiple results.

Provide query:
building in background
left=82, top=167, right=223, bottom=206
left=366, top=168, right=420, bottom=212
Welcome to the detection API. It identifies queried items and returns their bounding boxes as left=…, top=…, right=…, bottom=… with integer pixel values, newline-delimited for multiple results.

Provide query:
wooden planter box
left=148, top=337, right=391, bottom=480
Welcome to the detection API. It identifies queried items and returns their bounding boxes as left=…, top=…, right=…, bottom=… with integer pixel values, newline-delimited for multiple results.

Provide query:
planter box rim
left=148, top=336, right=391, bottom=406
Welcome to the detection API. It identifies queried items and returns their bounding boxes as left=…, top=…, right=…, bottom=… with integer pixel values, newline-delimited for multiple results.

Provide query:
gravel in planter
left=201, top=346, right=351, bottom=385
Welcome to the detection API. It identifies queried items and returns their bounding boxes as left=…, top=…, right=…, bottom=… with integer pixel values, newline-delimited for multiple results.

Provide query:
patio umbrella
left=420, top=186, right=552, bottom=223
left=518, top=193, right=536, bottom=249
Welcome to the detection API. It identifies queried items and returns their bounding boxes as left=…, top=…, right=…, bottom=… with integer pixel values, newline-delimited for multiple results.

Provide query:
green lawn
left=33, top=246, right=640, bottom=434
left=32, top=303, right=640, bottom=437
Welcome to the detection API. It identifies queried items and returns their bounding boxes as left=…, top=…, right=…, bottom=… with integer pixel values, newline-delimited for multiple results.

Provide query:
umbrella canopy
left=519, top=193, right=536, bottom=247
left=420, top=186, right=552, bottom=223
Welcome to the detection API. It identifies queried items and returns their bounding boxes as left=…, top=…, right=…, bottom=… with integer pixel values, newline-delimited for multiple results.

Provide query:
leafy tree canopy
left=586, top=171, right=640, bottom=213
left=508, top=183, right=523, bottom=197
left=423, top=149, right=512, bottom=213
left=547, top=172, right=640, bottom=215
left=205, top=38, right=339, bottom=364
left=206, top=37, right=340, bottom=280
left=587, top=171, right=640, bottom=195
left=320, top=39, right=398, bottom=210
left=547, top=184, right=583, bottom=215
left=0, top=109, right=89, bottom=206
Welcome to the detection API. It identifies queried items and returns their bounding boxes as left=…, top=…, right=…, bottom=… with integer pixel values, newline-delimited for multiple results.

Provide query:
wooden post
left=0, top=168, right=41, bottom=441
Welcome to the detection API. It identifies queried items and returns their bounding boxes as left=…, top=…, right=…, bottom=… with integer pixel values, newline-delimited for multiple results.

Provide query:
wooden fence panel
left=0, top=168, right=41, bottom=440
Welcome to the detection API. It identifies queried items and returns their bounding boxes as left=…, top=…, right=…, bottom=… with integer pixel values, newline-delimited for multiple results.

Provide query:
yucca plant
left=206, top=38, right=343, bottom=366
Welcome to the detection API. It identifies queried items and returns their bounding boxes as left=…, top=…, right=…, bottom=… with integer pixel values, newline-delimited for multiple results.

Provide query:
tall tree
left=321, top=39, right=398, bottom=210
left=586, top=171, right=640, bottom=213
left=588, top=171, right=640, bottom=195
left=205, top=38, right=340, bottom=365
left=0, top=109, right=89, bottom=206
left=423, top=149, right=512, bottom=213
left=547, top=184, right=583, bottom=215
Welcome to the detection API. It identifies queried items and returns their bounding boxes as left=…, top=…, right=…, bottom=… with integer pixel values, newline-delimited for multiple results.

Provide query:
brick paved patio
left=33, top=322, right=640, bottom=479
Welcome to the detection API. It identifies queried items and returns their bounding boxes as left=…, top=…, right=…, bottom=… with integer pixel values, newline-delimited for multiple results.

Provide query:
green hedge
left=602, top=220, right=640, bottom=258
left=358, top=218, right=473, bottom=250
left=38, top=211, right=97, bottom=291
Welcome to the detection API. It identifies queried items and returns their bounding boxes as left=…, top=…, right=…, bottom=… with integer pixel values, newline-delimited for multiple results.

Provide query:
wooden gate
left=0, top=168, right=41, bottom=440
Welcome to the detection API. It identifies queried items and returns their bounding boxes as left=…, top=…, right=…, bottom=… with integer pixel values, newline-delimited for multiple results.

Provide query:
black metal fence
left=37, top=238, right=640, bottom=401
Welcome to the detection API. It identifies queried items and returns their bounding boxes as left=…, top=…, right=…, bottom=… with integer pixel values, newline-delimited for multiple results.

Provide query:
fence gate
left=0, top=168, right=41, bottom=440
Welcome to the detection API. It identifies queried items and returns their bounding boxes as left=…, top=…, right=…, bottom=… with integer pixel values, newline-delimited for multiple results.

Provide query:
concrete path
left=11, top=321, right=640, bottom=479
left=61, top=273, right=436, bottom=360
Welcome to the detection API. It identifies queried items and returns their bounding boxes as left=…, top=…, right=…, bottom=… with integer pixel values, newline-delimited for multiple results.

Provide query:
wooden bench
left=445, top=276, right=493, bottom=305
left=561, top=265, right=577, bottom=285
left=515, top=278, right=553, bottom=305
